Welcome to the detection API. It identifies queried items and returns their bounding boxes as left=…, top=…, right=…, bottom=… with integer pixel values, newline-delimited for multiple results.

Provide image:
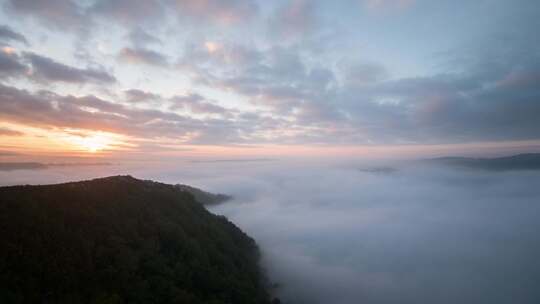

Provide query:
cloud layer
left=0, top=0, right=539, bottom=154
left=2, top=160, right=539, bottom=304
left=204, top=160, right=540, bottom=304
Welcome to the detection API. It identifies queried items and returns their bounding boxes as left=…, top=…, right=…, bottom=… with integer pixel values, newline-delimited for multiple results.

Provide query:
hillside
left=429, top=153, right=540, bottom=171
left=176, top=184, right=232, bottom=205
left=0, top=176, right=273, bottom=304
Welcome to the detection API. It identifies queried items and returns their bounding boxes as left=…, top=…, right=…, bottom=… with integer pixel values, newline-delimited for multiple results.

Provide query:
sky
left=0, top=0, right=540, bottom=160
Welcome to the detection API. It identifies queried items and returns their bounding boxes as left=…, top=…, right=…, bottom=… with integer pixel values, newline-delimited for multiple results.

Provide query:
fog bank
left=206, top=161, right=540, bottom=304
left=1, top=159, right=539, bottom=303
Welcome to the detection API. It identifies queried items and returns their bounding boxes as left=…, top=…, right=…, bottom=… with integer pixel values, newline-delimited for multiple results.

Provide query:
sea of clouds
left=2, top=158, right=540, bottom=304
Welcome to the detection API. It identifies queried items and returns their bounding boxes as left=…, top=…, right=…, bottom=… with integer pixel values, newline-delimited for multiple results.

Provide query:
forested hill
left=176, top=184, right=232, bottom=205
left=0, top=176, right=273, bottom=304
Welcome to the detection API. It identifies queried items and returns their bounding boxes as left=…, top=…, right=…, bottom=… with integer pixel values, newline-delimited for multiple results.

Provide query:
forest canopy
left=0, top=176, right=273, bottom=304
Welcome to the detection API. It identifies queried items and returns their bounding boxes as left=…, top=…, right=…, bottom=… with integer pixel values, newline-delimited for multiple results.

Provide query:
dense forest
left=0, top=176, right=275, bottom=304
left=175, top=184, right=231, bottom=205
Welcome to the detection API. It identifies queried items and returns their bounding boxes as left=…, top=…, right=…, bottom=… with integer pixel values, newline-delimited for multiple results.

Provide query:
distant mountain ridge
left=0, top=176, right=273, bottom=304
left=429, top=153, right=540, bottom=171
left=0, top=162, right=112, bottom=171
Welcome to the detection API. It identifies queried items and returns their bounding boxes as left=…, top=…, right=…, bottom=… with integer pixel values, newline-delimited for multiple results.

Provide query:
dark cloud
left=0, top=82, right=313, bottom=145
left=0, top=49, right=27, bottom=78
left=118, top=47, right=168, bottom=66
left=23, top=52, right=116, bottom=84
left=336, top=60, right=540, bottom=144
left=176, top=29, right=540, bottom=145
left=169, top=93, right=204, bottom=104
left=0, top=25, right=28, bottom=45
left=170, top=94, right=230, bottom=115
left=124, top=89, right=161, bottom=103
left=0, top=83, right=257, bottom=144
left=0, top=83, right=173, bottom=138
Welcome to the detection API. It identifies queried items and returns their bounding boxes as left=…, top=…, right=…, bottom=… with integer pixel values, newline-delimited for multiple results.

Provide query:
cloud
left=270, top=0, right=319, bottom=39
left=124, top=89, right=161, bottom=103
left=23, top=52, right=116, bottom=84
left=180, top=43, right=342, bottom=133
left=0, top=48, right=27, bottom=78
left=0, top=162, right=46, bottom=171
left=2, top=157, right=540, bottom=302
left=0, top=161, right=112, bottom=171
left=202, top=161, right=540, bottom=304
left=0, top=127, right=24, bottom=136
left=169, top=93, right=204, bottom=104
left=173, top=0, right=259, bottom=25
left=0, top=83, right=170, bottom=138
left=4, top=0, right=88, bottom=30
left=0, top=83, right=253, bottom=144
left=339, top=65, right=540, bottom=143
left=118, top=47, right=169, bottom=66
left=170, top=93, right=230, bottom=115
left=0, top=25, right=28, bottom=45
left=90, top=0, right=165, bottom=26
left=180, top=35, right=540, bottom=145
left=127, top=28, right=162, bottom=48
left=1, top=0, right=539, bottom=148
left=182, top=43, right=328, bottom=100
left=363, top=0, right=416, bottom=11
left=4, top=0, right=260, bottom=40
left=2, top=49, right=117, bottom=85
left=344, top=62, right=389, bottom=86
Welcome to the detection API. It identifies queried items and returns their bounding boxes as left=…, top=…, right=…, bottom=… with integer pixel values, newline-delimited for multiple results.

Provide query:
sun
left=64, top=131, right=123, bottom=153
left=77, top=135, right=110, bottom=152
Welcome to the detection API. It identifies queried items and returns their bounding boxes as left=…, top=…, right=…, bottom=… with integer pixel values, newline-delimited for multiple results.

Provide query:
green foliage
left=0, top=176, right=271, bottom=304
left=175, top=184, right=231, bottom=205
